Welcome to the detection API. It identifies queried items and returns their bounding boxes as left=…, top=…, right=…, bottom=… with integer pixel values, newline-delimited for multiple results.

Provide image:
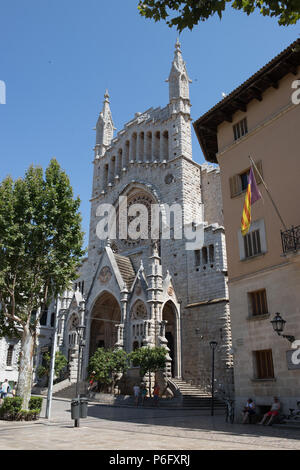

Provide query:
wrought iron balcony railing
left=281, top=225, right=300, bottom=254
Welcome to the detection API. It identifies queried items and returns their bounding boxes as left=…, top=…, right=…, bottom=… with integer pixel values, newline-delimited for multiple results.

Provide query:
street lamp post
left=74, top=324, right=86, bottom=428
left=45, top=299, right=59, bottom=420
left=209, top=341, right=218, bottom=417
left=270, top=313, right=295, bottom=343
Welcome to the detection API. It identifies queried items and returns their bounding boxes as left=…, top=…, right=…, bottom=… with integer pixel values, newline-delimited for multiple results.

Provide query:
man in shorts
left=259, top=397, right=281, bottom=425
left=1, top=379, right=10, bottom=399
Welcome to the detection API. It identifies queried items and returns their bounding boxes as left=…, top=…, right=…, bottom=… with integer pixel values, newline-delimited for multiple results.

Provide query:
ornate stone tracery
left=130, top=300, right=148, bottom=320
left=117, top=189, right=156, bottom=248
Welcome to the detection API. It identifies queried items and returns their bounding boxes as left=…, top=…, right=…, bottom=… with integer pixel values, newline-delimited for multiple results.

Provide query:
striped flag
left=241, top=166, right=262, bottom=236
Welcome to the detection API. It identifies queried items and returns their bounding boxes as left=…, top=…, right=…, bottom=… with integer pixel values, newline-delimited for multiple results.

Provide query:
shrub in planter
left=29, top=396, right=43, bottom=413
left=0, top=396, right=43, bottom=421
left=0, top=397, right=23, bottom=420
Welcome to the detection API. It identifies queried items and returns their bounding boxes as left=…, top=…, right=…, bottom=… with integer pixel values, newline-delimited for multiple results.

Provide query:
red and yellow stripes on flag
left=241, top=182, right=251, bottom=236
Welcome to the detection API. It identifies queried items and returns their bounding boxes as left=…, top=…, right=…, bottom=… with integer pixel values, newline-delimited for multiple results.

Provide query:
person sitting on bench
left=242, top=398, right=256, bottom=424
left=259, top=397, right=281, bottom=426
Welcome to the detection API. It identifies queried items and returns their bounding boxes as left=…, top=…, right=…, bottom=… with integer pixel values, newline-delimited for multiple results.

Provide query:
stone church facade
left=1, top=41, right=233, bottom=395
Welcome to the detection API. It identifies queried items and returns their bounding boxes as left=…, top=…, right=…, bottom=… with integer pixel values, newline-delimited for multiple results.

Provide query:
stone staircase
left=39, top=377, right=226, bottom=411
left=172, top=378, right=226, bottom=411
left=53, top=381, right=87, bottom=399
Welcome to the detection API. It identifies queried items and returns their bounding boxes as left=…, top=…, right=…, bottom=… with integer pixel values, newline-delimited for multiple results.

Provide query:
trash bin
left=79, top=397, right=88, bottom=419
left=71, top=399, right=80, bottom=420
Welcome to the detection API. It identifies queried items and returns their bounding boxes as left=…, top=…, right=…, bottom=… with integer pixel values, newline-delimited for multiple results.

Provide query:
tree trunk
left=17, top=325, right=35, bottom=410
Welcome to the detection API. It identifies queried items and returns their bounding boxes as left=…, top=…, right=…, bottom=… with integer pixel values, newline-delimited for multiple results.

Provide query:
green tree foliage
left=36, top=351, right=68, bottom=383
left=88, top=348, right=130, bottom=390
left=130, top=346, right=167, bottom=376
left=0, top=159, right=85, bottom=409
left=138, top=0, right=300, bottom=31
left=129, top=346, right=167, bottom=395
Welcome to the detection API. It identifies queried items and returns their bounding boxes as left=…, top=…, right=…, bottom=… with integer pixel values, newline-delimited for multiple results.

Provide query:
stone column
left=120, top=284, right=129, bottom=351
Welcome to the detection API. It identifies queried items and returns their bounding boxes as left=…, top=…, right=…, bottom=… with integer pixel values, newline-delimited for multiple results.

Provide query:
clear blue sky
left=0, top=1, right=298, bottom=247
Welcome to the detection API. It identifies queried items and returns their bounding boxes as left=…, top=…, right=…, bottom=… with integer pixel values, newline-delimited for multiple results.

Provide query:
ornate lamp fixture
left=270, top=313, right=295, bottom=343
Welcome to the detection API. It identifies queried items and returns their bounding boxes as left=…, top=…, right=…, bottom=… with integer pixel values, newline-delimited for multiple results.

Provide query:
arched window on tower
left=139, top=132, right=145, bottom=161
left=202, top=246, right=208, bottom=265
left=40, top=306, right=48, bottom=326
left=110, top=156, right=116, bottom=184
left=146, top=132, right=152, bottom=162
left=131, top=133, right=137, bottom=162
left=103, top=163, right=109, bottom=190
left=209, top=244, right=215, bottom=263
left=154, top=131, right=160, bottom=161
left=162, top=131, right=169, bottom=161
left=117, top=149, right=122, bottom=176
left=125, top=140, right=130, bottom=168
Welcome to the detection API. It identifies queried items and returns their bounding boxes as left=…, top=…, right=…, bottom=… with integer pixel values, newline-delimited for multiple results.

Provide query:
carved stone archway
left=162, top=301, right=180, bottom=378
left=89, top=292, right=121, bottom=358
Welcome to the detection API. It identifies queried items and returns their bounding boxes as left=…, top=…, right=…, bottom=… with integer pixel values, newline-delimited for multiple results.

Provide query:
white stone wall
left=0, top=337, right=21, bottom=384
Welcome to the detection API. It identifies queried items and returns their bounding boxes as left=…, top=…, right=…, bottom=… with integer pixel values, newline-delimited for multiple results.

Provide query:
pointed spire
left=167, top=39, right=191, bottom=102
left=104, top=88, right=109, bottom=101
left=95, top=89, right=115, bottom=153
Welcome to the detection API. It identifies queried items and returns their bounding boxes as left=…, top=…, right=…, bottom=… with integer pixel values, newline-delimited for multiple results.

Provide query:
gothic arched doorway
left=162, top=300, right=180, bottom=378
left=89, top=292, right=121, bottom=358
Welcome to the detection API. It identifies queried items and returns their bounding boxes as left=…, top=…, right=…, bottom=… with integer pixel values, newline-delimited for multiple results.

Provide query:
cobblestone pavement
left=0, top=397, right=300, bottom=450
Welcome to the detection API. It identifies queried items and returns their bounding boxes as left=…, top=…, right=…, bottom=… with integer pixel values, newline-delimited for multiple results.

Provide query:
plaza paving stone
left=0, top=397, right=299, bottom=450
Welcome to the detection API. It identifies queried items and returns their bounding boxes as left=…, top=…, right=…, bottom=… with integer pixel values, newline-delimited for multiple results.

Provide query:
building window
left=202, top=246, right=208, bottom=264
left=233, top=118, right=248, bottom=141
left=229, top=161, right=263, bottom=198
left=254, top=349, right=274, bottom=379
left=238, top=219, right=267, bottom=261
left=249, top=289, right=268, bottom=316
left=209, top=244, right=215, bottom=262
left=40, top=307, right=48, bottom=326
left=240, top=169, right=250, bottom=191
left=194, top=250, right=201, bottom=266
left=244, top=229, right=261, bottom=258
left=6, top=345, right=14, bottom=367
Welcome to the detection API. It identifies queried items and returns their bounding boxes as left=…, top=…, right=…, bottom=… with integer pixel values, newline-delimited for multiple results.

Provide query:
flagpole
left=248, top=156, right=288, bottom=231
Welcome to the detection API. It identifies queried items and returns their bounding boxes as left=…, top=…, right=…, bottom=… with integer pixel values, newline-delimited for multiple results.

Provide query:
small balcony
left=281, top=225, right=300, bottom=255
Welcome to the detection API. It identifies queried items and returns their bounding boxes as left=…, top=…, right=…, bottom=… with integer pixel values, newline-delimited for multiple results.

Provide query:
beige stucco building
left=194, top=39, right=300, bottom=413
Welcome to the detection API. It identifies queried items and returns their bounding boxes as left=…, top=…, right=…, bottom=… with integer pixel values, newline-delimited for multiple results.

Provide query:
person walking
left=133, top=383, right=140, bottom=407
left=1, top=379, right=10, bottom=399
left=141, top=384, right=147, bottom=406
left=153, top=382, right=160, bottom=407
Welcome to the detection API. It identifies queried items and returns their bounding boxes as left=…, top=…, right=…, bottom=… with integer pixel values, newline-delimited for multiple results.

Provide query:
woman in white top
left=242, top=398, right=256, bottom=424
left=259, top=397, right=281, bottom=425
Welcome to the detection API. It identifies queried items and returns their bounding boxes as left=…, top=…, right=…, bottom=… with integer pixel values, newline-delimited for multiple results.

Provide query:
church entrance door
left=89, top=292, right=121, bottom=358
left=162, top=301, right=180, bottom=378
